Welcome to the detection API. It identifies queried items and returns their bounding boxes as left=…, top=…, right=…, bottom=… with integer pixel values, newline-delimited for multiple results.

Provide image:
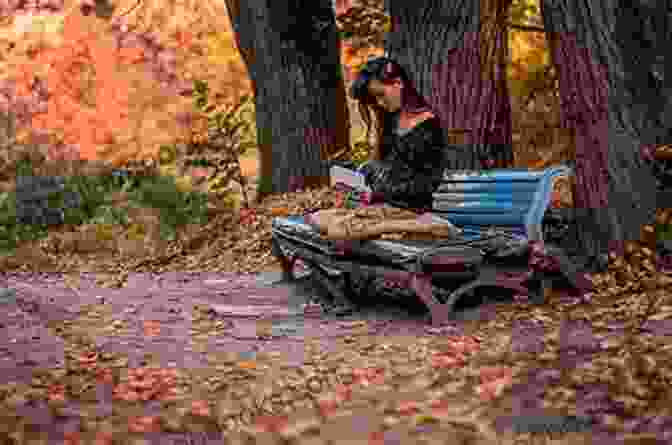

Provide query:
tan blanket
left=306, top=207, right=462, bottom=241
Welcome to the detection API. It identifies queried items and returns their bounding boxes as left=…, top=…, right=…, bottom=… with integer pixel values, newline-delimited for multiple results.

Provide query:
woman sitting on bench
left=345, top=57, right=452, bottom=210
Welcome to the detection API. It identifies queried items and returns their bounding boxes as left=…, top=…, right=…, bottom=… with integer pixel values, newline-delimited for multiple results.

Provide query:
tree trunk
left=540, top=0, right=662, bottom=272
left=223, top=0, right=351, bottom=199
left=384, top=0, right=514, bottom=169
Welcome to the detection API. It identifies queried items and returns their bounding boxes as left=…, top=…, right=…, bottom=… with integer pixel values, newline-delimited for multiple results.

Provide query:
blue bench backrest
left=432, top=165, right=573, bottom=241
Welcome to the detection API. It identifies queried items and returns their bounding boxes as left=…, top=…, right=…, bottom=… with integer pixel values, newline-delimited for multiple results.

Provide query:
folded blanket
left=306, top=207, right=462, bottom=241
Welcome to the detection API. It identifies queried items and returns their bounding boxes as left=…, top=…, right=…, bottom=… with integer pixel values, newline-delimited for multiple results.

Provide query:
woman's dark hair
left=349, top=57, right=432, bottom=160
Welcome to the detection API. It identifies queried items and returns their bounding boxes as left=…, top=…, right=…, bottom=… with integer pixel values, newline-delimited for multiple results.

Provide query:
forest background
left=0, top=0, right=565, bottom=182
left=0, top=0, right=586, bottom=269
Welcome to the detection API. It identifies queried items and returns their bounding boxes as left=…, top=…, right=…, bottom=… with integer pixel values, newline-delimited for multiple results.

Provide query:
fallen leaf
left=254, top=414, right=289, bottom=433
left=93, top=432, right=114, bottom=445
left=190, top=399, right=211, bottom=417
left=317, top=392, right=342, bottom=417
left=479, top=366, right=513, bottom=384
left=237, top=361, right=257, bottom=370
left=128, top=415, right=160, bottom=433
left=396, top=400, right=421, bottom=416
left=95, top=368, right=114, bottom=384
left=142, top=320, right=161, bottom=337
left=268, top=207, right=291, bottom=217
left=431, top=353, right=465, bottom=369
left=475, top=366, right=514, bottom=401
left=368, top=431, right=385, bottom=445
left=63, top=431, right=81, bottom=445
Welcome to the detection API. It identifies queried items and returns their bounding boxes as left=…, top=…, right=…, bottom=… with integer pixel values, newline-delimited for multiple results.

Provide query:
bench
left=271, top=165, right=586, bottom=326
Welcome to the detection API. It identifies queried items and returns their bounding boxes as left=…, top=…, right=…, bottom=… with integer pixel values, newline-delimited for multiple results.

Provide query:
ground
left=0, top=154, right=671, bottom=444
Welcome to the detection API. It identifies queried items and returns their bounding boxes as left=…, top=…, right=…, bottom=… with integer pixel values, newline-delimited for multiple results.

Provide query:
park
left=0, top=0, right=671, bottom=443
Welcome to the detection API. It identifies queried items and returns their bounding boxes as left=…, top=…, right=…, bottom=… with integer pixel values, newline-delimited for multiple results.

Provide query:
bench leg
left=311, top=265, right=357, bottom=316
left=271, top=237, right=297, bottom=282
left=410, top=273, right=453, bottom=326
left=412, top=269, right=538, bottom=326
left=542, top=245, right=594, bottom=294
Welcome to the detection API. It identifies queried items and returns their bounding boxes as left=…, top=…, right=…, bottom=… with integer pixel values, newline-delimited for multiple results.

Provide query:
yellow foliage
left=174, top=175, right=193, bottom=193
left=159, top=164, right=178, bottom=177
left=95, top=223, right=115, bottom=241
left=205, top=31, right=241, bottom=67
left=126, top=223, right=146, bottom=241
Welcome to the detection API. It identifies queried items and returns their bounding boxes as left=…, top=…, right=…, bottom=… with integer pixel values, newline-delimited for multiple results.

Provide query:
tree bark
left=223, top=0, right=351, bottom=199
left=384, top=0, right=514, bottom=169
left=540, top=0, right=662, bottom=271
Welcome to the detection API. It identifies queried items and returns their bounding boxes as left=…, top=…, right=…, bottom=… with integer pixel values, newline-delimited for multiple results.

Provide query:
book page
left=330, top=165, right=372, bottom=192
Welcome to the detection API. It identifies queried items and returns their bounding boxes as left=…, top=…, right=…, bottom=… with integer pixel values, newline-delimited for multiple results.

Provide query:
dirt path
left=1, top=270, right=666, bottom=444
left=0, top=272, right=466, bottom=382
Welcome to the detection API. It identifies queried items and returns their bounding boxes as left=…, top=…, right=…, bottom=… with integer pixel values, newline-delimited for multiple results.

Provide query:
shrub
left=158, top=80, right=257, bottom=206
left=127, top=174, right=208, bottom=241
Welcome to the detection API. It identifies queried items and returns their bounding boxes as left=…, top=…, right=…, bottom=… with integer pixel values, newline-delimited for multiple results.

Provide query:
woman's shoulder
left=414, top=111, right=437, bottom=126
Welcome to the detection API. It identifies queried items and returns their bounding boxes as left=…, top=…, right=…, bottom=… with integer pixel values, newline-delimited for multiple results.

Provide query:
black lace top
left=361, top=112, right=447, bottom=209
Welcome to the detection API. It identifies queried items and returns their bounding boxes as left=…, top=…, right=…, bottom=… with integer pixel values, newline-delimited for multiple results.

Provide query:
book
left=330, top=165, right=371, bottom=192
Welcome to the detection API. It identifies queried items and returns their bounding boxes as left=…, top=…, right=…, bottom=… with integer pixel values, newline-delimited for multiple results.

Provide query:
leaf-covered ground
left=1, top=178, right=672, bottom=444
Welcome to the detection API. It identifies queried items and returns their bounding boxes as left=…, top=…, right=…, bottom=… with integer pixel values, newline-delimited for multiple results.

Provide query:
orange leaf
left=236, top=360, right=257, bottom=369
left=269, top=207, right=291, bottom=217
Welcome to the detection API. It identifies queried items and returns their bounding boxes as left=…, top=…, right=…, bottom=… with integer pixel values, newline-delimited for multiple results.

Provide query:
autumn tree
left=223, top=0, right=351, bottom=199
left=535, top=0, right=665, bottom=272
left=384, top=0, right=515, bottom=169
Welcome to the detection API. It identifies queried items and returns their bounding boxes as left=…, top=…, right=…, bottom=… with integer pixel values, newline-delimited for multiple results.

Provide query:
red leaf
left=369, top=431, right=385, bottom=445
left=335, top=0, right=354, bottom=16
left=431, top=353, right=465, bottom=369
left=128, top=416, right=160, bottom=433
left=478, top=366, right=512, bottom=384
left=254, top=415, right=289, bottom=433
left=63, top=431, right=81, bottom=445
left=396, top=400, right=420, bottom=416
left=190, top=399, right=211, bottom=417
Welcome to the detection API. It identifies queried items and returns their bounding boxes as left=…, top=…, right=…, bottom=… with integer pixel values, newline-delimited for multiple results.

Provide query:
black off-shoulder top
left=362, top=112, right=448, bottom=209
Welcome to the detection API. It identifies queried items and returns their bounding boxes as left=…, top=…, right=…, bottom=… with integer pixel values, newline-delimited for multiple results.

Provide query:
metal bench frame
left=272, top=165, right=585, bottom=326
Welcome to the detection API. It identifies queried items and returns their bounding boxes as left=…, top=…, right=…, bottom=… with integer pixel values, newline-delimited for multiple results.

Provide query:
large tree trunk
left=540, top=0, right=662, bottom=272
left=383, top=0, right=514, bottom=169
left=223, top=0, right=351, bottom=199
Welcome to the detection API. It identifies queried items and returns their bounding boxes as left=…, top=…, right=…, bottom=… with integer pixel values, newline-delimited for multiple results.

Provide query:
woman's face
left=367, top=78, right=402, bottom=113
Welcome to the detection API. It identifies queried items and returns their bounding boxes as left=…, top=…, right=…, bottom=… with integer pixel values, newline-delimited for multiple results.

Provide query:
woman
left=306, top=58, right=453, bottom=315
left=348, top=56, right=449, bottom=210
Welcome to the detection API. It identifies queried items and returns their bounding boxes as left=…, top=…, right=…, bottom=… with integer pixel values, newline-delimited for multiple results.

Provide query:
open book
left=330, top=165, right=372, bottom=192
